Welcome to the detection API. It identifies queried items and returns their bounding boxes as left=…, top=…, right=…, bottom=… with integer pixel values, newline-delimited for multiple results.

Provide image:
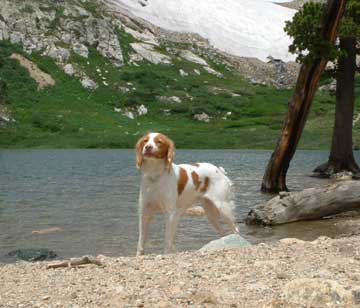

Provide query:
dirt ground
left=1, top=232, right=360, bottom=308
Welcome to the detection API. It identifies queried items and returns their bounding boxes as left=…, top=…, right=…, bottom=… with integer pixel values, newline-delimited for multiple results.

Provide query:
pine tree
left=285, top=0, right=360, bottom=176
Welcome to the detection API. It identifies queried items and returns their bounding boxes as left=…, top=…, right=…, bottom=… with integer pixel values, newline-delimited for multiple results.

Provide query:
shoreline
left=1, top=234, right=360, bottom=307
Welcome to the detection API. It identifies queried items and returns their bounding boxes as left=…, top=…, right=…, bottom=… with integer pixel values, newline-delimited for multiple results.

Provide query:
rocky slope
left=1, top=0, right=352, bottom=149
left=1, top=234, right=360, bottom=307
left=0, top=0, right=299, bottom=92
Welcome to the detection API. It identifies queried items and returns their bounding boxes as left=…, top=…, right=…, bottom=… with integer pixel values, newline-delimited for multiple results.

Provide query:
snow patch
left=110, top=0, right=296, bottom=62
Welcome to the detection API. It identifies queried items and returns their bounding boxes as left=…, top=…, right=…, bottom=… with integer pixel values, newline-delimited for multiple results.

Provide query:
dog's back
left=175, top=162, right=239, bottom=234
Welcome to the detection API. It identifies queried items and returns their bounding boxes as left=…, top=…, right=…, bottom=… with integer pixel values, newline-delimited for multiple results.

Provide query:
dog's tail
left=184, top=206, right=205, bottom=216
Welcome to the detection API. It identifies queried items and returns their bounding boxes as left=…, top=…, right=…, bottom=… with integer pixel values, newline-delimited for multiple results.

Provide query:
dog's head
left=135, top=132, right=175, bottom=170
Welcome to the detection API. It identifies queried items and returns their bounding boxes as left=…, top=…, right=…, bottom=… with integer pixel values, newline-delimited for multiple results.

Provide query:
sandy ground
left=9, top=54, right=55, bottom=89
left=1, top=232, right=360, bottom=308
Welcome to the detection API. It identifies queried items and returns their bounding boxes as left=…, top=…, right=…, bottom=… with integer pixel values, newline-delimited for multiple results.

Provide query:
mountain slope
left=0, top=0, right=359, bottom=149
left=107, top=0, right=296, bottom=62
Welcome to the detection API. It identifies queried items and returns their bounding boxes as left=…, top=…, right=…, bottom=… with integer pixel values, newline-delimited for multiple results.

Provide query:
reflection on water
left=0, top=149, right=359, bottom=260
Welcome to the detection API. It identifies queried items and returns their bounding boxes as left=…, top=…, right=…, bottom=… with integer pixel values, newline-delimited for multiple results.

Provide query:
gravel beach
left=1, top=232, right=360, bottom=308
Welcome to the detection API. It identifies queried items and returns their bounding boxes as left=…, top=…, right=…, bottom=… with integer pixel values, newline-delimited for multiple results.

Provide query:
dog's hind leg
left=217, top=203, right=239, bottom=234
left=202, top=198, right=225, bottom=237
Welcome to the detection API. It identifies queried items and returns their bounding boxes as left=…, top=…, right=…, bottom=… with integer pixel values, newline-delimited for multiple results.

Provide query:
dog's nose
left=144, top=144, right=153, bottom=151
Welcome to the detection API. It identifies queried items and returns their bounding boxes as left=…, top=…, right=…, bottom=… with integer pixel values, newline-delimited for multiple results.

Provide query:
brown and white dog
left=135, top=132, right=239, bottom=255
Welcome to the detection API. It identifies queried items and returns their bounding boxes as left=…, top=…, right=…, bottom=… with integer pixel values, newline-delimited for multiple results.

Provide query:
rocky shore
left=1, top=234, right=360, bottom=308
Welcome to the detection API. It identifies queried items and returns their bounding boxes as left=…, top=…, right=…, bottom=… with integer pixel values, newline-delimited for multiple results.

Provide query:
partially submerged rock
left=6, top=248, right=57, bottom=262
left=199, top=234, right=251, bottom=252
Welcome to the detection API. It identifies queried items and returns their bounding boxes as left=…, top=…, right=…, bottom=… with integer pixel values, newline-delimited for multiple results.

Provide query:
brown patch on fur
left=192, top=163, right=200, bottom=167
left=135, top=134, right=149, bottom=169
left=191, top=171, right=201, bottom=190
left=154, top=133, right=175, bottom=170
left=178, top=167, right=188, bottom=195
left=200, top=177, right=210, bottom=193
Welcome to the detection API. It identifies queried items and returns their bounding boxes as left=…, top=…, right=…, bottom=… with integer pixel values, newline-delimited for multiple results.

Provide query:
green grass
left=0, top=39, right=359, bottom=149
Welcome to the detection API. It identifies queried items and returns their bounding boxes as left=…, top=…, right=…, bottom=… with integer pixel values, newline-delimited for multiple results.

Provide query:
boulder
left=179, top=50, right=208, bottom=66
left=157, top=96, right=182, bottom=104
left=72, top=43, right=89, bottom=58
left=64, top=63, right=75, bottom=76
left=130, top=43, right=171, bottom=65
left=81, top=78, right=98, bottom=90
left=44, top=45, right=71, bottom=63
left=124, top=26, right=158, bottom=46
left=203, top=66, right=223, bottom=78
left=199, top=234, right=251, bottom=252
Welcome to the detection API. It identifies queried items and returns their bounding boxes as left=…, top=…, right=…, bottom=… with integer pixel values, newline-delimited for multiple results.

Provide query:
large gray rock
left=179, top=50, right=208, bottom=66
left=203, top=66, right=223, bottom=78
left=130, top=43, right=172, bottom=65
left=124, top=26, right=158, bottom=46
left=200, top=234, right=251, bottom=252
left=72, top=43, right=89, bottom=58
left=44, top=45, right=71, bottom=63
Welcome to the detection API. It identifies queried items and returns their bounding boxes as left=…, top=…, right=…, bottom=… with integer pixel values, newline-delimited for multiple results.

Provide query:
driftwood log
left=46, top=255, right=103, bottom=269
left=246, top=181, right=360, bottom=226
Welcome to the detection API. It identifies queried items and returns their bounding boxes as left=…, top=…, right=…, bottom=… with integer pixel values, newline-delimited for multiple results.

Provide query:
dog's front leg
left=137, top=199, right=151, bottom=256
left=164, top=211, right=181, bottom=254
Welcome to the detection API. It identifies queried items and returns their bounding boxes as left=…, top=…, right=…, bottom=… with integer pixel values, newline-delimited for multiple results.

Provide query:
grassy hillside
left=0, top=39, right=359, bottom=149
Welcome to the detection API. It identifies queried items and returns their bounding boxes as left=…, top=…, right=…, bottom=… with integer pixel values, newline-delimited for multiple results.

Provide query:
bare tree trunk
left=261, top=0, right=347, bottom=193
left=314, top=37, right=360, bottom=176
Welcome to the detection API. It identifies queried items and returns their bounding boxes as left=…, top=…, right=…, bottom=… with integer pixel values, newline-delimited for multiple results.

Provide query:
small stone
left=64, top=64, right=75, bottom=76
left=179, top=69, right=188, bottom=77
left=193, top=112, right=210, bottom=123
left=81, top=78, right=98, bottom=90
left=137, top=105, right=148, bottom=116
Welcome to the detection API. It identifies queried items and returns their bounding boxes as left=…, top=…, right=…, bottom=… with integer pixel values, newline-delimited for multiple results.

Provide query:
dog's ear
left=135, top=136, right=146, bottom=169
left=166, top=137, right=175, bottom=171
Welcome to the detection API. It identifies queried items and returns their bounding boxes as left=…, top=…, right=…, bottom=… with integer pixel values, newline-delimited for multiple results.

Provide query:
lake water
left=1, top=149, right=359, bottom=261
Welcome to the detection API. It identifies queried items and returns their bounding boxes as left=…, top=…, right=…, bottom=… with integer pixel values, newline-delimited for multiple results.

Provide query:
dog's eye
left=157, top=139, right=163, bottom=144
